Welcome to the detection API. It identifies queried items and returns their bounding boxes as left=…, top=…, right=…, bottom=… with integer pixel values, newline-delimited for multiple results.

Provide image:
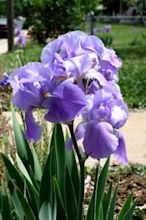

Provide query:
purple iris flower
left=83, top=121, right=127, bottom=164
left=41, top=31, right=104, bottom=82
left=0, top=73, right=10, bottom=88
left=15, top=34, right=27, bottom=49
left=9, top=62, right=86, bottom=141
left=68, top=88, right=128, bottom=164
left=98, top=48, right=122, bottom=82
left=101, top=25, right=112, bottom=33
left=14, top=26, right=21, bottom=37
left=9, top=30, right=128, bottom=165
left=41, top=31, right=122, bottom=95
left=43, top=79, right=86, bottom=123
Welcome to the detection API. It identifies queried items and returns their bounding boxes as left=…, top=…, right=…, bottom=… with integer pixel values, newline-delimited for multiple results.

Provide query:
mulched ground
left=85, top=164, right=146, bottom=219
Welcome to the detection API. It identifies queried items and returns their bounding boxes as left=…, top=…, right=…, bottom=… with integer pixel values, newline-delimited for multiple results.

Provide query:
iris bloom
left=14, top=26, right=21, bottom=37
left=68, top=89, right=128, bottom=164
left=41, top=31, right=104, bottom=81
left=9, top=62, right=86, bottom=141
left=0, top=73, right=10, bottom=88
left=15, top=34, right=27, bottom=49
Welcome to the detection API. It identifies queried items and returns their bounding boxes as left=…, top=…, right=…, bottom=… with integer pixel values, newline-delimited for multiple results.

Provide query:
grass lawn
left=0, top=42, right=43, bottom=75
left=1, top=23, right=146, bottom=108
left=95, top=23, right=146, bottom=47
left=117, top=46, right=146, bottom=108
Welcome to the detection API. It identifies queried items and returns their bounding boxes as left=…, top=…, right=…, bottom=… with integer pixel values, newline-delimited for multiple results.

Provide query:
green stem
left=68, top=124, right=86, bottom=220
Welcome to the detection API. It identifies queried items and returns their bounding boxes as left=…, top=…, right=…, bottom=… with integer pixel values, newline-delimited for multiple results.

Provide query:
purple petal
left=12, top=90, right=31, bottom=111
left=41, top=38, right=63, bottom=65
left=81, top=35, right=105, bottom=55
left=110, top=101, right=128, bottom=129
left=25, top=109, right=42, bottom=142
left=114, top=131, right=128, bottom=165
left=14, top=26, right=21, bottom=36
left=9, top=62, right=50, bottom=91
left=83, top=121, right=118, bottom=158
left=44, top=81, right=86, bottom=123
left=0, top=73, right=9, bottom=88
left=101, top=48, right=122, bottom=70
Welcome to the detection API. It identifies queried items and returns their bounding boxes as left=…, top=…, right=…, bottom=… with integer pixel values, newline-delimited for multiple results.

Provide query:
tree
left=100, top=0, right=128, bottom=15
left=17, top=0, right=98, bottom=42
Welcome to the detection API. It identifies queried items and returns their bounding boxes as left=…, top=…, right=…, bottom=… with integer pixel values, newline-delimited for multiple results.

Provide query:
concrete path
left=0, top=38, right=8, bottom=54
left=121, top=110, right=146, bottom=165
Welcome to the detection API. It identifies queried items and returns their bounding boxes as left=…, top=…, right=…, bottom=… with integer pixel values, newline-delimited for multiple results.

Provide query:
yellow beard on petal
left=43, top=92, right=50, bottom=98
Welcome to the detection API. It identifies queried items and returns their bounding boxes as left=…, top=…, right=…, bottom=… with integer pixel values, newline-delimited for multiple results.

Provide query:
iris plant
left=9, top=30, right=127, bottom=164
left=14, top=26, right=27, bottom=49
left=7, top=30, right=129, bottom=219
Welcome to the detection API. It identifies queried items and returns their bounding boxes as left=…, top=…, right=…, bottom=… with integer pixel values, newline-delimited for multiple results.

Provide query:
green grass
left=117, top=46, right=146, bottom=108
left=0, top=41, right=43, bottom=75
left=95, top=23, right=146, bottom=108
left=96, top=23, right=146, bottom=47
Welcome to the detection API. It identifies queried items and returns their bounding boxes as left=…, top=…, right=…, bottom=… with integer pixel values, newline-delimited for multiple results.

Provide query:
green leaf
left=95, top=158, right=110, bottom=220
left=122, top=200, right=138, bottom=220
left=0, top=186, right=11, bottom=220
left=16, top=153, right=33, bottom=185
left=53, top=178, right=68, bottom=220
left=16, top=188, right=36, bottom=220
left=11, top=105, right=34, bottom=171
left=54, top=124, right=66, bottom=198
left=28, top=167, right=40, bottom=192
left=86, top=194, right=94, bottom=220
left=99, top=205, right=104, bottom=220
left=118, top=193, right=133, bottom=220
left=65, top=147, right=79, bottom=202
left=24, top=178, right=39, bottom=213
left=65, top=167, right=78, bottom=219
left=107, top=185, right=118, bottom=220
left=15, top=154, right=39, bottom=210
left=31, top=146, right=42, bottom=182
left=39, top=148, right=56, bottom=220
left=7, top=180, right=24, bottom=220
left=103, top=182, right=112, bottom=220
left=86, top=162, right=100, bottom=220
left=1, top=153, right=24, bottom=191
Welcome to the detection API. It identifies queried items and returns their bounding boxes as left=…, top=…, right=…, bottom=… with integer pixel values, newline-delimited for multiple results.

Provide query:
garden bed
left=85, top=164, right=146, bottom=220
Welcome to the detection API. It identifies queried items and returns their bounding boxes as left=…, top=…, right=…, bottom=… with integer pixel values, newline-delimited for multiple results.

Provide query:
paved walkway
left=121, top=110, right=146, bottom=165
left=2, top=110, right=146, bottom=166
left=0, top=38, right=8, bottom=54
